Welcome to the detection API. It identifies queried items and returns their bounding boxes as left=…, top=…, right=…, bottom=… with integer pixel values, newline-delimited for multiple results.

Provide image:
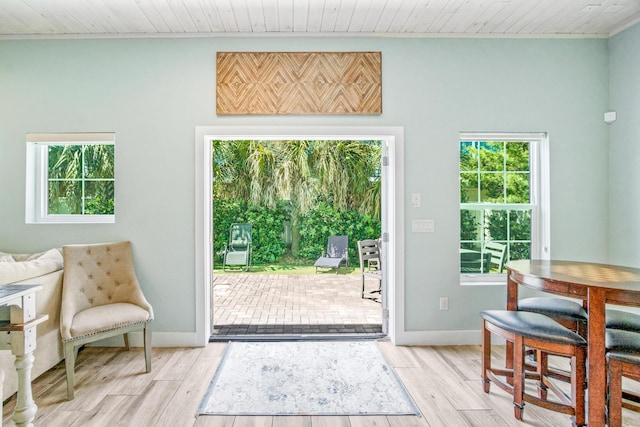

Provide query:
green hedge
left=214, top=199, right=381, bottom=267
left=213, top=199, right=288, bottom=265
left=297, top=202, right=381, bottom=264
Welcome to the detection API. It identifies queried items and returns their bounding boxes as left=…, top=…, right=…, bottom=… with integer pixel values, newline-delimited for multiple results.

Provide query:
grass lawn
left=213, top=263, right=359, bottom=275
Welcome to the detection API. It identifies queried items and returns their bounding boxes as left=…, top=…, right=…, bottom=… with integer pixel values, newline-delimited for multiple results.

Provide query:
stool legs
left=608, top=358, right=623, bottom=427
left=513, top=335, right=525, bottom=420
left=537, top=349, right=549, bottom=400
left=482, top=319, right=492, bottom=393
left=572, top=348, right=587, bottom=427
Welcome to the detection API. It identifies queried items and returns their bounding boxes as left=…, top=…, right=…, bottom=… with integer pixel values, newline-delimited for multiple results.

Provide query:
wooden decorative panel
left=216, top=52, right=381, bottom=115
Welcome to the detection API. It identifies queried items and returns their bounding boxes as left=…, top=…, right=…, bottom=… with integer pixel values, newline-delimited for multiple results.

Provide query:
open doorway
left=211, top=138, right=383, bottom=337
left=195, top=126, right=404, bottom=344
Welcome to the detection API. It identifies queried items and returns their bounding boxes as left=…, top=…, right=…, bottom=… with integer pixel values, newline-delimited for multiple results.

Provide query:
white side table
left=0, top=285, right=47, bottom=427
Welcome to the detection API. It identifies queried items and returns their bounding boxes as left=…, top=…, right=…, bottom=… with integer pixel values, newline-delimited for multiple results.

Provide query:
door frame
left=195, top=126, right=405, bottom=345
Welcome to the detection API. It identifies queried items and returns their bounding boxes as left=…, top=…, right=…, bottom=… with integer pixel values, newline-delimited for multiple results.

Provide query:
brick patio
left=212, top=272, right=383, bottom=335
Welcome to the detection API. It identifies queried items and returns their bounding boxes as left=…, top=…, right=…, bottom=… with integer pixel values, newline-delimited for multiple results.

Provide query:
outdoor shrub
left=213, top=199, right=288, bottom=266
left=297, top=202, right=381, bottom=264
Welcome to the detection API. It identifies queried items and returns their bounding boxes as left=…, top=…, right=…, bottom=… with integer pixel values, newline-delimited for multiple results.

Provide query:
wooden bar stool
left=481, top=310, right=587, bottom=426
left=517, top=297, right=589, bottom=383
left=606, top=328, right=640, bottom=427
left=518, top=297, right=588, bottom=335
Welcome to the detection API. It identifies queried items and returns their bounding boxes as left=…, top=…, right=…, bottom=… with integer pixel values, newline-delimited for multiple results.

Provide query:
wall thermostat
left=604, top=111, right=617, bottom=124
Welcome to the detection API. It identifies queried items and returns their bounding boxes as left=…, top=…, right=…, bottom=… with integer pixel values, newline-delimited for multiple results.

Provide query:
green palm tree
left=273, top=140, right=314, bottom=255
left=312, top=140, right=381, bottom=218
left=212, top=139, right=381, bottom=256
left=48, top=144, right=114, bottom=214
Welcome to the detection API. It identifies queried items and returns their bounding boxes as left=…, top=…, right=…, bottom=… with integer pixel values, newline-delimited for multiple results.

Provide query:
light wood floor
left=3, top=341, right=640, bottom=426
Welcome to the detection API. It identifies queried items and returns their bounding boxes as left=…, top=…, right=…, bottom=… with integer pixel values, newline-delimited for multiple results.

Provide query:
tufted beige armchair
left=61, top=241, right=153, bottom=400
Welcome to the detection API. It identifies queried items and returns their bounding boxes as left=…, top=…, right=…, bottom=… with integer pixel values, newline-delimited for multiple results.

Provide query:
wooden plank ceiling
left=0, top=0, right=639, bottom=38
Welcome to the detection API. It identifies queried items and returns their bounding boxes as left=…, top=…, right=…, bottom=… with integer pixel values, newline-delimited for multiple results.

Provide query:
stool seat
left=606, top=328, right=640, bottom=352
left=481, top=309, right=587, bottom=426
left=518, top=297, right=588, bottom=322
left=481, top=310, right=587, bottom=346
left=607, top=309, right=640, bottom=333
left=608, top=351, right=640, bottom=366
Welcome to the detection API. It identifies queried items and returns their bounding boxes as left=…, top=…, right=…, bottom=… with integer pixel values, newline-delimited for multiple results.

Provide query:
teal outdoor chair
left=222, top=223, right=252, bottom=271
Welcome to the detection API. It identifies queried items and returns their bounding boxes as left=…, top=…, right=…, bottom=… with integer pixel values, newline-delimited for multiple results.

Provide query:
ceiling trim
left=0, top=31, right=611, bottom=42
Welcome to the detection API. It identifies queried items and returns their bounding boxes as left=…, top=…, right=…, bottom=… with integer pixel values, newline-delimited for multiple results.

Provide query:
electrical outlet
left=439, top=297, right=449, bottom=310
left=411, top=193, right=421, bottom=208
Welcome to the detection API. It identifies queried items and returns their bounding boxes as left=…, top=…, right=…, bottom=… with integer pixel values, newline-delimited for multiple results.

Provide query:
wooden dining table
left=506, top=259, right=640, bottom=427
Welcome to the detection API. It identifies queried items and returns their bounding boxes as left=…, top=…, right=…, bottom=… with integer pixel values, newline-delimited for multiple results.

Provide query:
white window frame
left=25, top=133, right=115, bottom=224
left=459, top=132, right=550, bottom=285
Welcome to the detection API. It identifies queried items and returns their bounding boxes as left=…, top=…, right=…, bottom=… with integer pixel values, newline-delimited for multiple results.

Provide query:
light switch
left=412, top=219, right=434, bottom=232
left=411, top=193, right=421, bottom=208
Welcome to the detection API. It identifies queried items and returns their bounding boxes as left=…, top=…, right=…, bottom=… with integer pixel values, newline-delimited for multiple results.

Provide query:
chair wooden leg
left=481, top=319, right=491, bottom=393
left=572, top=347, right=586, bottom=427
left=361, top=276, right=365, bottom=299
left=144, top=324, right=152, bottom=373
left=64, top=341, right=76, bottom=401
left=513, top=335, right=525, bottom=421
left=537, top=349, right=549, bottom=400
left=506, top=340, right=514, bottom=385
left=608, top=358, right=623, bottom=427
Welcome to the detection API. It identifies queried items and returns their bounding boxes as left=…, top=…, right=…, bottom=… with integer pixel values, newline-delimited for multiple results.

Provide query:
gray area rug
left=197, top=341, right=420, bottom=416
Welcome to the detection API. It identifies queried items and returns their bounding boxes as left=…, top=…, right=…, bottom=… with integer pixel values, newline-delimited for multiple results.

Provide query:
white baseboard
left=89, top=330, right=500, bottom=348
left=87, top=332, right=204, bottom=348
left=393, top=329, right=482, bottom=346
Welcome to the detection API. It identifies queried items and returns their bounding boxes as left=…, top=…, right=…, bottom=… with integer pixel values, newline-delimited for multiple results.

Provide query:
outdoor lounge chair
left=314, top=235, right=349, bottom=274
left=221, top=223, right=252, bottom=271
left=358, top=239, right=382, bottom=299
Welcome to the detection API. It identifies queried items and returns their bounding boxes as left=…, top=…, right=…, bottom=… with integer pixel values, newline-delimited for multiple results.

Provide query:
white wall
left=609, top=22, right=640, bottom=267
left=0, top=36, right=610, bottom=344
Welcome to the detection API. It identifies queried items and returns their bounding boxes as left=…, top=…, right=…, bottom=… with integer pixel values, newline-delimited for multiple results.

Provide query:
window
left=26, top=133, right=115, bottom=224
left=459, top=132, right=549, bottom=283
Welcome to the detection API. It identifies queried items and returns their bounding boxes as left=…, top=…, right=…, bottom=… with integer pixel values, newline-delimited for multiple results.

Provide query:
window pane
left=506, top=173, right=530, bottom=203
left=460, top=173, right=479, bottom=202
left=509, top=242, right=530, bottom=262
left=84, top=181, right=115, bottom=214
left=509, top=210, right=531, bottom=241
left=84, top=145, right=115, bottom=179
left=461, top=247, right=489, bottom=273
left=460, top=207, right=532, bottom=274
left=479, top=172, right=504, bottom=202
left=459, top=141, right=478, bottom=172
left=479, top=142, right=504, bottom=171
left=460, top=209, right=481, bottom=245
left=48, top=145, right=81, bottom=180
left=48, top=181, right=82, bottom=214
left=506, top=142, right=529, bottom=171
left=486, top=209, right=508, bottom=241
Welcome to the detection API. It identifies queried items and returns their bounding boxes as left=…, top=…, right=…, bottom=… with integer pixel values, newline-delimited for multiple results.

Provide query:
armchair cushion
left=68, top=303, right=151, bottom=341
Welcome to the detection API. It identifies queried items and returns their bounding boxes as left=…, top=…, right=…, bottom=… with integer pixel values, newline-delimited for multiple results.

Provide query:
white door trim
left=194, top=126, right=405, bottom=346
